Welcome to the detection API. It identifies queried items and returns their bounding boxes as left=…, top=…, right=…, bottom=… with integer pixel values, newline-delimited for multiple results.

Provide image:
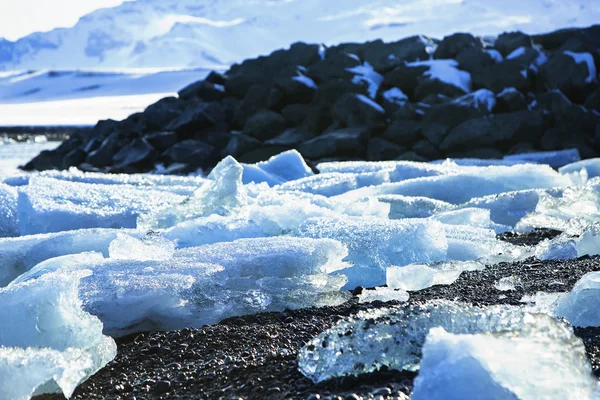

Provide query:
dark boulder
left=472, top=61, right=531, bottom=93
left=265, top=128, right=315, bottom=147
left=311, top=78, right=367, bottom=106
left=537, top=52, right=597, bottom=103
left=162, top=139, right=220, bottom=171
left=299, top=105, right=333, bottom=135
left=383, top=65, right=428, bottom=99
left=455, top=47, right=494, bottom=73
left=233, top=84, right=273, bottom=126
left=395, top=151, right=427, bottom=162
left=534, top=90, right=572, bottom=114
left=451, top=147, right=505, bottom=159
left=62, top=148, right=88, bottom=169
left=222, top=132, right=262, bottom=158
left=440, top=110, right=548, bottom=151
left=367, top=138, right=406, bottom=161
left=585, top=87, right=600, bottom=112
left=166, top=101, right=226, bottom=135
left=331, top=93, right=386, bottom=128
left=532, top=25, right=600, bottom=51
left=281, top=104, right=311, bottom=127
left=383, top=120, right=424, bottom=146
left=496, top=88, right=528, bottom=112
left=237, top=146, right=292, bottom=164
left=204, top=71, right=226, bottom=85
left=143, top=97, right=186, bottom=130
left=144, top=131, right=179, bottom=152
left=22, top=150, right=64, bottom=171
left=86, top=134, right=124, bottom=167
left=412, top=139, right=441, bottom=160
left=178, top=80, right=226, bottom=102
left=112, top=138, right=158, bottom=171
left=306, top=47, right=361, bottom=84
left=299, top=128, right=369, bottom=159
left=422, top=101, right=489, bottom=131
left=433, top=33, right=483, bottom=59
left=494, top=31, right=533, bottom=56
left=274, top=74, right=317, bottom=105
left=243, top=110, right=286, bottom=141
left=414, top=77, right=468, bottom=101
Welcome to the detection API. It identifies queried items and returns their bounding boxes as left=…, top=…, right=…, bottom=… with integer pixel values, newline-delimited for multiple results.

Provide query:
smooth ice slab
left=560, top=158, right=600, bottom=180
left=18, top=176, right=185, bottom=235
left=387, top=261, right=484, bottom=291
left=294, top=216, right=448, bottom=289
left=503, top=148, right=580, bottom=168
left=298, top=301, right=533, bottom=383
left=241, top=150, right=313, bottom=186
left=554, top=271, right=600, bottom=327
left=412, top=321, right=597, bottom=400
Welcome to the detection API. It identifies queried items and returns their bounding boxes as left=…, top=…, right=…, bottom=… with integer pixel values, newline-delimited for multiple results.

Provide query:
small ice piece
left=387, top=261, right=484, bottom=291
left=560, top=158, right=600, bottom=179
left=412, top=321, right=597, bottom=400
left=139, top=156, right=248, bottom=229
left=0, top=182, right=18, bottom=237
left=382, top=87, right=408, bottom=105
left=0, top=228, right=140, bottom=287
left=298, top=301, right=533, bottom=383
left=0, top=270, right=117, bottom=396
left=563, top=51, right=597, bottom=83
left=452, top=89, right=496, bottom=112
left=347, top=62, right=384, bottom=99
left=17, top=177, right=186, bottom=235
left=0, top=347, right=92, bottom=400
left=494, top=275, right=521, bottom=291
left=294, top=216, right=448, bottom=289
left=506, top=46, right=526, bottom=60
left=356, top=94, right=385, bottom=113
left=108, top=233, right=176, bottom=260
left=406, top=59, right=472, bottom=93
left=503, top=148, right=580, bottom=168
left=358, top=287, right=409, bottom=304
left=292, top=72, right=317, bottom=89
left=555, top=271, right=600, bottom=327
left=378, top=195, right=454, bottom=219
left=242, top=150, right=313, bottom=186
left=534, top=235, right=578, bottom=261
left=431, top=207, right=510, bottom=233
left=486, top=49, right=503, bottom=63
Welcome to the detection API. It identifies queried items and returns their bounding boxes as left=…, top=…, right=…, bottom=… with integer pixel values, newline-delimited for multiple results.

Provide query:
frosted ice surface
left=358, top=287, right=409, bottom=304
left=0, top=182, right=18, bottom=237
left=294, top=216, right=448, bottom=288
left=139, top=156, right=248, bottom=229
left=0, top=228, right=140, bottom=287
left=494, top=275, right=522, bottom=291
left=412, top=321, right=597, bottom=400
left=316, top=160, right=445, bottom=178
left=242, top=150, right=313, bottom=185
left=379, top=195, right=454, bottom=219
left=18, top=176, right=185, bottom=235
left=406, top=59, right=471, bottom=93
left=0, top=347, right=93, bottom=400
left=341, top=164, right=571, bottom=205
left=108, top=232, right=176, bottom=260
left=555, top=271, right=600, bottom=327
left=560, top=158, right=600, bottom=179
left=387, top=261, right=484, bottom=291
left=276, top=171, right=390, bottom=197
left=298, top=301, right=534, bottom=383
left=503, top=148, right=580, bottom=168
left=429, top=158, right=526, bottom=166
left=347, top=62, right=383, bottom=99
left=0, top=270, right=116, bottom=395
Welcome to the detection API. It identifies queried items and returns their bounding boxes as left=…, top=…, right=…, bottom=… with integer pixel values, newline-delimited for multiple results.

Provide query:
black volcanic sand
left=41, top=230, right=600, bottom=400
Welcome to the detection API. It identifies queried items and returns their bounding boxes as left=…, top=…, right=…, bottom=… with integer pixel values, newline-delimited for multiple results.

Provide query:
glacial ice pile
left=412, top=319, right=597, bottom=400
left=0, top=270, right=116, bottom=398
left=298, top=301, right=536, bottom=383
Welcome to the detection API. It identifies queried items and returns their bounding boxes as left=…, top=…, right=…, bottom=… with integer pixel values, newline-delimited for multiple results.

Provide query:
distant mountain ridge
left=1, top=0, right=599, bottom=71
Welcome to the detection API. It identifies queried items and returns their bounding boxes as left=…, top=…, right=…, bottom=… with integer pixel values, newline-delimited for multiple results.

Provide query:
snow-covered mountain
left=1, top=0, right=600, bottom=70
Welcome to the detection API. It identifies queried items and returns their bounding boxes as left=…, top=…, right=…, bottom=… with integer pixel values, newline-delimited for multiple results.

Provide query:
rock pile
left=23, top=25, right=600, bottom=174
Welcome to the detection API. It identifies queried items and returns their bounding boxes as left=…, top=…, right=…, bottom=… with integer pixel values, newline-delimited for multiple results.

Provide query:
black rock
left=440, top=110, right=547, bottom=151
left=540, top=125, right=599, bottom=159
left=178, top=80, right=226, bottom=102
left=367, top=138, right=406, bottom=161
left=496, top=88, right=528, bottom=112
left=166, top=102, right=225, bottom=134
left=87, top=134, right=123, bottom=167
left=237, top=146, right=292, bottom=164
left=144, top=131, right=179, bottom=152
left=222, top=132, right=262, bottom=158
left=204, top=71, right=226, bottom=85
left=112, top=138, right=158, bottom=170
left=534, top=90, right=572, bottom=114
left=306, top=47, right=361, bottom=84
left=389, top=102, right=419, bottom=121
left=532, top=25, right=600, bottom=51
left=331, top=93, right=386, bottom=128
left=422, top=102, right=487, bottom=131
left=586, top=88, right=600, bottom=112
left=383, top=65, right=429, bottom=99
left=455, top=47, right=494, bottom=73
left=21, top=149, right=64, bottom=171
left=300, top=105, right=333, bottom=135
left=494, top=31, right=533, bottom=56
left=451, top=147, right=505, bottom=159
left=281, top=104, right=312, bottom=127
left=472, top=61, right=531, bottom=93
left=274, top=74, right=317, bottom=105
left=383, top=120, right=423, bottom=145
left=311, top=79, right=367, bottom=106
left=414, top=77, right=467, bottom=101
left=420, top=123, right=449, bottom=147
left=433, top=33, right=483, bottom=59
left=265, top=128, right=315, bottom=147
left=243, top=110, right=286, bottom=141
left=62, top=148, right=88, bottom=169
left=299, top=128, right=369, bottom=159
left=233, top=84, right=273, bottom=126
left=412, top=139, right=441, bottom=160
left=395, top=151, right=427, bottom=162
left=537, top=52, right=597, bottom=103
left=162, top=139, right=220, bottom=171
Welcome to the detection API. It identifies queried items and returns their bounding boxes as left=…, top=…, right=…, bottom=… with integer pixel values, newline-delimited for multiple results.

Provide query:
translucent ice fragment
left=294, top=216, right=448, bottom=288
left=378, top=195, right=454, bottom=219
left=358, top=287, right=409, bottom=304
left=412, top=321, right=597, bottom=400
left=241, top=150, right=313, bottom=185
left=387, top=261, right=484, bottom=291
left=431, top=207, right=510, bottom=233
left=494, top=275, right=522, bottom=291
left=298, top=301, right=533, bottom=383
left=555, top=271, right=600, bottom=327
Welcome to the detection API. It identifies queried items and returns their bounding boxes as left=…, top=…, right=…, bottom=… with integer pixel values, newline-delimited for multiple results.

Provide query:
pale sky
left=0, top=0, right=128, bottom=41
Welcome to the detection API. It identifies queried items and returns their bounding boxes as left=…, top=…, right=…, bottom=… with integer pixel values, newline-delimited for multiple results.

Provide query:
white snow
left=564, top=51, right=598, bottom=83
left=452, top=89, right=496, bottom=112
left=506, top=46, right=527, bottom=60
left=347, top=62, right=383, bottom=99
left=406, top=59, right=472, bottom=93
left=356, top=93, right=385, bottom=113
left=486, top=49, right=503, bottom=63
left=292, top=72, right=318, bottom=89
left=382, top=87, right=408, bottom=105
